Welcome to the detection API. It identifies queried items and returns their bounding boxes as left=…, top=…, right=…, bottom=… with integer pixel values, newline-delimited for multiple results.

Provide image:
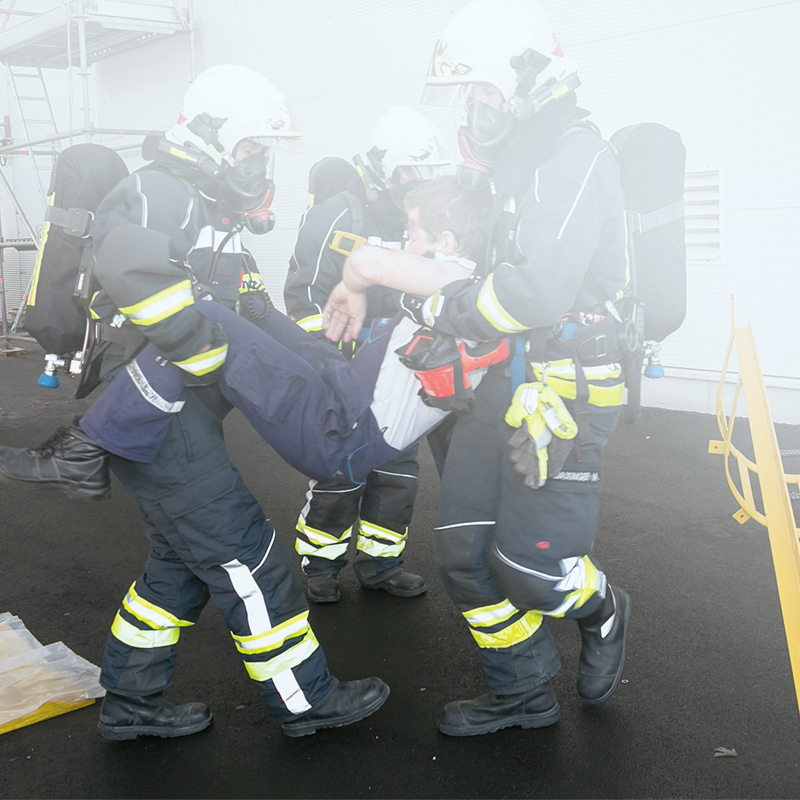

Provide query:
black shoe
left=0, top=419, right=110, bottom=500
left=437, top=682, right=560, bottom=737
left=362, top=570, right=427, bottom=598
left=306, top=572, right=341, bottom=603
left=97, top=692, right=212, bottom=741
left=576, top=586, right=632, bottom=704
left=281, top=678, right=389, bottom=738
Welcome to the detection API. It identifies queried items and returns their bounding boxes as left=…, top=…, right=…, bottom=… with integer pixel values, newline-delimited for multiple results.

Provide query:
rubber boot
left=0, top=418, right=110, bottom=500
left=97, top=691, right=212, bottom=741
left=576, top=586, right=632, bottom=704
left=281, top=678, right=389, bottom=737
left=437, top=681, right=560, bottom=737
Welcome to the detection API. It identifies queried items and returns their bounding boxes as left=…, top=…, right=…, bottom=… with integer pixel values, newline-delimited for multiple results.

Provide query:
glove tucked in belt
left=504, top=382, right=578, bottom=489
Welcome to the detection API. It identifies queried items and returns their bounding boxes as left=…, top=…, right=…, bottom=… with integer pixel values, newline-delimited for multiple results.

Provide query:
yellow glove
left=505, top=382, right=578, bottom=489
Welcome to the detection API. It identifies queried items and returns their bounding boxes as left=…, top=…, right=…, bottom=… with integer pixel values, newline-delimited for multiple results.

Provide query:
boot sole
left=97, top=715, right=212, bottom=741
left=281, top=684, right=390, bottom=738
left=578, top=591, right=632, bottom=705
left=0, top=473, right=110, bottom=501
left=307, top=590, right=341, bottom=604
left=361, top=583, right=427, bottom=598
left=438, top=703, right=560, bottom=737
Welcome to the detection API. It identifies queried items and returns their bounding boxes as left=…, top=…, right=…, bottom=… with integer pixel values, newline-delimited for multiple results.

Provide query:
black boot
left=0, top=419, right=110, bottom=500
left=361, top=570, right=427, bottom=598
left=97, top=692, right=212, bottom=741
left=306, top=571, right=341, bottom=603
left=576, top=586, right=631, bottom=704
left=281, top=677, right=389, bottom=737
left=437, top=682, right=560, bottom=737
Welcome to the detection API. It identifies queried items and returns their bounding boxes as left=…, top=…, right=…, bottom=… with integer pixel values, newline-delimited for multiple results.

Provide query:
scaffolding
left=0, top=0, right=194, bottom=353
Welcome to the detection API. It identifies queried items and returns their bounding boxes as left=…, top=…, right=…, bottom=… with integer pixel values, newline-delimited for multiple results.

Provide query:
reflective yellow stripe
left=243, top=630, right=320, bottom=681
left=295, top=540, right=350, bottom=559
left=358, top=521, right=407, bottom=545
left=544, top=375, right=624, bottom=407
left=231, top=612, right=310, bottom=655
left=477, top=274, right=527, bottom=334
left=173, top=343, right=228, bottom=376
left=29, top=193, right=56, bottom=307
left=356, top=536, right=406, bottom=558
left=111, top=613, right=180, bottom=648
left=468, top=609, right=543, bottom=649
left=122, top=582, right=194, bottom=630
left=118, top=280, right=194, bottom=326
left=463, top=599, right=519, bottom=628
left=296, top=314, right=323, bottom=333
left=296, top=521, right=351, bottom=547
left=540, top=359, right=622, bottom=381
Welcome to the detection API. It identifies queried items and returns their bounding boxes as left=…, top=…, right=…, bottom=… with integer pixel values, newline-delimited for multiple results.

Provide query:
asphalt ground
left=1, top=343, right=799, bottom=800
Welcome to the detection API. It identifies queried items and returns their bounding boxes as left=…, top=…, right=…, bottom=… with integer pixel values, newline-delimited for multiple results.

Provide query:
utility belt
left=546, top=313, right=625, bottom=368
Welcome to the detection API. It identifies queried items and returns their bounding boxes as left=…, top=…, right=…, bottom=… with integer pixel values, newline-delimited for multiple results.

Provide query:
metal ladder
left=5, top=64, right=61, bottom=207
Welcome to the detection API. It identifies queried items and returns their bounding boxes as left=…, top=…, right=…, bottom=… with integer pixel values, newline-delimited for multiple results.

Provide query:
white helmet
left=363, top=106, right=450, bottom=188
left=423, top=0, right=579, bottom=119
left=166, top=64, right=304, bottom=166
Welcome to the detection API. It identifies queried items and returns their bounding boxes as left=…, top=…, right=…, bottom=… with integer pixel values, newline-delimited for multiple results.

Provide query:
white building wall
left=1, top=0, right=797, bottom=422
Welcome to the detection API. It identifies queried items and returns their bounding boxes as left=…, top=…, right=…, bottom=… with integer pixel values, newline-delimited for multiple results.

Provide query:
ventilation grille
left=685, top=167, right=727, bottom=264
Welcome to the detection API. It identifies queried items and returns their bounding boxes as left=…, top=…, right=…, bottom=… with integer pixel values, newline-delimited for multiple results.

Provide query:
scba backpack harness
left=396, top=122, right=687, bottom=458
left=610, top=122, right=687, bottom=422
left=25, top=143, right=129, bottom=395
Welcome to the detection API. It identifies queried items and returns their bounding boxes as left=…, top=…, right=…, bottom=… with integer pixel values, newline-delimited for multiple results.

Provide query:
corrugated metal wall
left=2, top=1, right=797, bottom=420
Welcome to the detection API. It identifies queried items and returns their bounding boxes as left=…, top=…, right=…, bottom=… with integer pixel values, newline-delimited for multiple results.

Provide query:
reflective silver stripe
left=125, top=361, right=186, bottom=414
left=222, top=551, right=311, bottom=715
left=557, top=147, right=608, bottom=240
left=463, top=600, right=518, bottom=627
left=194, top=225, right=243, bottom=253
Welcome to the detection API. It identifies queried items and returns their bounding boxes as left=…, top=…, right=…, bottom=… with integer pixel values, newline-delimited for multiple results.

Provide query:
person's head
left=403, top=174, right=490, bottom=260
left=357, top=106, right=451, bottom=209
left=422, top=0, right=579, bottom=175
left=165, top=64, right=304, bottom=231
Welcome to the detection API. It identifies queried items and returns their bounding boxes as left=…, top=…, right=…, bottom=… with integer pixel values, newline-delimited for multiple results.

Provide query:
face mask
left=224, top=152, right=272, bottom=211
left=241, top=183, right=276, bottom=235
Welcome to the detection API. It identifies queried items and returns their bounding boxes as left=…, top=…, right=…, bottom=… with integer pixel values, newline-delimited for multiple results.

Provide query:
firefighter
left=420, top=0, right=632, bottom=736
left=1, top=65, right=389, bottom=740
left=328, top=0, right=633, bottom=736
left=284, top=107, right=451, bottom=603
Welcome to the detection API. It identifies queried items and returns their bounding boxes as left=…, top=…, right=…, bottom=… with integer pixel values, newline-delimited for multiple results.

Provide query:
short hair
left=404, top=175, right=491, bottom=260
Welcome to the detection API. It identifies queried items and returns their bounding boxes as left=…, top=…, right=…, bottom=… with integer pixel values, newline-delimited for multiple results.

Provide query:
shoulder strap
left=341, top=190, right=365, bottom=237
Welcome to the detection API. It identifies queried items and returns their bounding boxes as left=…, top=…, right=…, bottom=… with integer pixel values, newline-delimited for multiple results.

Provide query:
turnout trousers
left=81, top=305, right=449, bottom=484
left=434, top=368, right=621, bottom=695
left=294, top=444, right=420, bottom=585
left=99, top=385, right=335, bottom=721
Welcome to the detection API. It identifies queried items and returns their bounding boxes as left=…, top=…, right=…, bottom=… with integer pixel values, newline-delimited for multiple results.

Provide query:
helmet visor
left=391, top=164, right=448, bottom=186
left=421, top=83, right=471, bottom=107
left=249, top=133, right=307, bottom=154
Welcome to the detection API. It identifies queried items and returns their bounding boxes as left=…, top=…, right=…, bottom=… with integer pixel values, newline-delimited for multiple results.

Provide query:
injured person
left=0, top=175, right=506, bottom=497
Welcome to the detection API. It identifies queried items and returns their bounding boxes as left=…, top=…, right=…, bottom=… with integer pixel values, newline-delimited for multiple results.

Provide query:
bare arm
left=323, top=245, right=472, bottom=343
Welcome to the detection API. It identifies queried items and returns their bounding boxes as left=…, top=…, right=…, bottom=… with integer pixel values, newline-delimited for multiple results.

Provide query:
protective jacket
left=424, top=124, right=626, bottom=344
left=284, top=186, right=406, bottom=336
left=90, top=165, right=262, bottom=380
